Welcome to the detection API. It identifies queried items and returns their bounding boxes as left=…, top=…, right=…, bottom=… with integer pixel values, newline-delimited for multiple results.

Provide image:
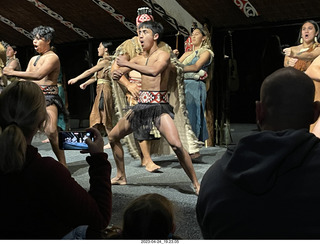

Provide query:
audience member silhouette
left=108, top=193, right=179, bottom=239
left=0, top=81, right=112, bottom=239
left=197, top=67, right=320, bottom=239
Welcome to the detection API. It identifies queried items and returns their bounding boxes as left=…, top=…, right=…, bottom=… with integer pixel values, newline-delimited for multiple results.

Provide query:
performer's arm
left=111, top=56, right=140, bottom=98
left=13, top=57, right=33, bottom=81
left=284, top=56, right=291, bottom=67
left=284, top=46, right=320, bottom=61
left=111, top=55, right=132, bottom=86
left=294, top=47, right=320, bottom=60
left=284, top=55, right=298, bottom=67
left=116, top=51, right=170, bottom=77
left=6, top=59, right=19, bottom=70
left=178, top=51, right=192, bottom=63
left=306, top=56, right=320, bottom=82
left=183, top=51, right=211, bottom=72
left=68, top=60, right=107, bottom=85
left=79, top=77, right=96, bottom=90
left=3, top=55, right=59, bottom=80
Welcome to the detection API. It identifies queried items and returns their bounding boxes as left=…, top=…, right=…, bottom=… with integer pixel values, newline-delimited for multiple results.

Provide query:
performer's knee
left=45, top=125, right=57, bottom=139
left=108, top=135, right=115, bottom=144
left=108, top=134, right=120, bottom=145
left=169, top=141, right=183, bottom=153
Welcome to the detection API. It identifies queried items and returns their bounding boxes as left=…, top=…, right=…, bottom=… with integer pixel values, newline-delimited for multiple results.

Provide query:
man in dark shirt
left=197, top=67, right=320, bottom=239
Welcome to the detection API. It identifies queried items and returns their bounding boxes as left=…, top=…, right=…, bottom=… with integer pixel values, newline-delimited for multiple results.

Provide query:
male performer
left=110, top=21, right=200, bottom=194
left=3, top=26, right=68, bottom=167
left=111, top=7, right=201, bottom=172
left=112, top=7, right=161, bottom=172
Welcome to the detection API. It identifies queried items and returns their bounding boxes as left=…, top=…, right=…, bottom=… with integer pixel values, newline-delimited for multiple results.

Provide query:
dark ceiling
left=1, top=0, right=320, bottom=47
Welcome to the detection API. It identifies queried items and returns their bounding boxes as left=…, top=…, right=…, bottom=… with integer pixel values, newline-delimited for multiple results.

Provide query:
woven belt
left=40, top=85, right=58, bottom=95
left=97, top=78, right=111, bottom=84
left=138, top=91, right=169, bottom=104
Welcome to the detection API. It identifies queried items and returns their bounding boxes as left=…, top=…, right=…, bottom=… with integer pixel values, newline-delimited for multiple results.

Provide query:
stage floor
left=32, top=123, right=257, bottom=239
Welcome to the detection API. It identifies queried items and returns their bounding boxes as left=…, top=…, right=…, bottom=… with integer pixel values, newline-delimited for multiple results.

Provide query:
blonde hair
left=122, top=193, right=175, bottom=239
left=0, top=81, right=47, bottom=173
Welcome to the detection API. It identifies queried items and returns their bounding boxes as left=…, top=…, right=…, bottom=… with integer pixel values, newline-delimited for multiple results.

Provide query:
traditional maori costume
left=89, top=60, right=115, bottom=131
left=126, top=91, right=173, bottom=141
left=181, top=46, right=214, bottom=142
left=294, top=43, right=320, bottom=132
left=40, top=85, right=69, bottom=123
left=112, top=37, right=202, bottom=158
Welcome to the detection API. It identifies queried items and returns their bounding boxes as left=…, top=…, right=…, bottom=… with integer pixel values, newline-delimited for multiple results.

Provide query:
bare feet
left=141, top=159, right=161, bottom=172
left=111, top=176, right=127, bottom=185
left=145, top=161, right=161, bottom=172
left=190, top=152, right=200, bottom=159
left=103, top=143, right=111, bottom=149
left=42, top=138, right=50, bottom=143
left=194, top=183, right=200, bottom=195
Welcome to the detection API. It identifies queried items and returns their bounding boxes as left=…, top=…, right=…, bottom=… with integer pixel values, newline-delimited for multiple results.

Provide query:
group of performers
left=0, top=7, right=215, bottom=195
left=2, top=6, right=319, bottom=195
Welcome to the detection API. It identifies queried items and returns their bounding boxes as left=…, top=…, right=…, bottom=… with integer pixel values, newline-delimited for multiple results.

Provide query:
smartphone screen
left=58, top=131, right=94, bottom=150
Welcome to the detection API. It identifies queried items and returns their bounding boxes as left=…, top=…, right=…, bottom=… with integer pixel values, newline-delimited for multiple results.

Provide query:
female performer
left=68, top=42, right=115, bottom=149
left=283, top=20, right=320, bottom=135
left=176, top=27, right=214, bottom=142
left=5, top=45, right=21, bottom=85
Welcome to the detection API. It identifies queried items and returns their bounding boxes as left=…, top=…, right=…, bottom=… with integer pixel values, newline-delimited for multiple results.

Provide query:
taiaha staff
left=175, top=31, right=180, bottom=50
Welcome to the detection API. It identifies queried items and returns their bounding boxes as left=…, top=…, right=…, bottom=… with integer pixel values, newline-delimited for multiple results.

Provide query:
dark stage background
left=14, top=23, right=303, bottom=128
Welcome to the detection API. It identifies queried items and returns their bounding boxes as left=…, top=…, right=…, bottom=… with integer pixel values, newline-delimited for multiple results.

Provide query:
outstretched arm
left=68, top=59, right=107, bottom=85
left=79, top=77, right=96, bottom=90
left=283, top=46, right=320, bottom=61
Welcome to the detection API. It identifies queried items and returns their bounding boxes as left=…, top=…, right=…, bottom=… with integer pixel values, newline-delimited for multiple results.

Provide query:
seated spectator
left=196, top=67, right=320, bottom=239
left=108, top=193, right=179, bottom=239
left=0, top=81, right=112, bottom=239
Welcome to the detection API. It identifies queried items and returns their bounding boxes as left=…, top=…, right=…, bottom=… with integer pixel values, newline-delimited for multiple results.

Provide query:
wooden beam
left=0, top=14, right=32, bottom=40
left=143, top=0, right=202, bottom=37
left=91, top=0, right=136, bottom=34
left=27, top=0, right=93, bottom=39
